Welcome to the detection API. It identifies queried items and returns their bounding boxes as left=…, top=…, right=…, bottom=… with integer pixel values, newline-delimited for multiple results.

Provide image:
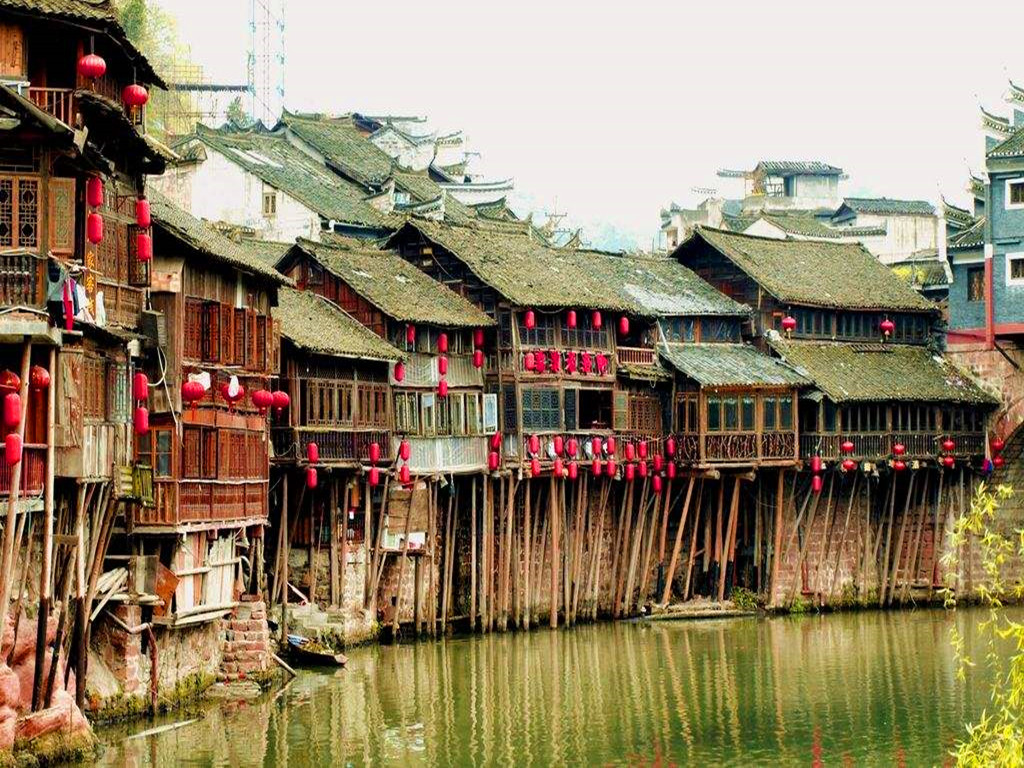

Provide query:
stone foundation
left=218, top=597, right=272, bottom=682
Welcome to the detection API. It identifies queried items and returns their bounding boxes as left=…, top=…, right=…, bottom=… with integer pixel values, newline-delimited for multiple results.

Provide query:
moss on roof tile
left=659, top=343, right=808, bottom=388
left=276, top=288, right=400, bottom=361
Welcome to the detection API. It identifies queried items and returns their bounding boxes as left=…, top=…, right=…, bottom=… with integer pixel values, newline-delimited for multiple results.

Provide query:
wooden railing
left=132, top=478, right=268, bottom=527
left=800, top=431, right=986, bottom=461
left=675, top=431, right=797, bottom=465
left=0, top=445, right=45, bottom=495
left=27, top=87, right=75, bottom=126
left=616, top=346, right=656, bottom=366
left=0, top=251, right=46, bottom=308
left=396, top=435, right=488, bottom=474
left=272, top=426, right=390, bottom=464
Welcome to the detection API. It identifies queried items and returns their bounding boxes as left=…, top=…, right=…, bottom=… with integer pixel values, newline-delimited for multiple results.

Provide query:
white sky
left=157, top=0, right=1023, bottom=249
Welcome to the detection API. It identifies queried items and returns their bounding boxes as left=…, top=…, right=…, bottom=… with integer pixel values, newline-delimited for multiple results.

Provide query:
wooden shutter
left=269, top=319, right=281, bottom=374
left=612, top=389, right=629, bottom=432
left=47, top=177, right=75, bottom=255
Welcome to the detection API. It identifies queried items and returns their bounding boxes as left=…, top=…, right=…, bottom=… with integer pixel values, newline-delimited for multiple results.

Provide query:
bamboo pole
left=787, top=474, right=826, bottom=606
left=712, top=480, right=725, bottom=599
left=329, top=476, right=338, bottom=607
left=32, top=346, right=56, bottom=711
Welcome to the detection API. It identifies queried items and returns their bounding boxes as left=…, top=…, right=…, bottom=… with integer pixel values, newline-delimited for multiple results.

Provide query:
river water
left=95, top=606, right=1014, bottom=767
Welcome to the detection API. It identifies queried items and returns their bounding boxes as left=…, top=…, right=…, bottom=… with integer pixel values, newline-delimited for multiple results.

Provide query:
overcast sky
left=157, top=0, right=1023, bottom=249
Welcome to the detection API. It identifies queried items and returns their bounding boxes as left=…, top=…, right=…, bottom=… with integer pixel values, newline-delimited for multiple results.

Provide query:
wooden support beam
left=661, top=476, right=696, bottom=605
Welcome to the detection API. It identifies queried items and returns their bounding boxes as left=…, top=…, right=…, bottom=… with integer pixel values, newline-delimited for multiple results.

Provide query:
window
left=0, top=175, right=39, bottom=249
left=779, top=396, right=793, bottom=430
left=723, top=397, right=738, bottom=430
left=700, top=318, right=741, bottom=343
left=1006, top=253, right=1024, bottom=286
left=967, top=267, right=985, bottom=302
left=707, top=396, right=721, bottom=432
left=762, top=396, right=777, bottom=430
left=660, top=318, right=696, bottom=343
left=1006, top=179, right=1024, bottom=209
left=521, top=387, right=561, bottom=431
left=394, top=392, right=420, bottom=434
left=262, top=188, right=277, bottom=217
left=137, top=428, right=173, bottom=478
left=182, top=426, right=217, bottom=479
left=741, top=397, right=755, bottom=431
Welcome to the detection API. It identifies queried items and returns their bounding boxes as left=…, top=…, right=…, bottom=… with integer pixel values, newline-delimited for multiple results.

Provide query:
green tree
left=226, top=96, right=253, bottom=129
left=941, top=484, right=1024, bottom=767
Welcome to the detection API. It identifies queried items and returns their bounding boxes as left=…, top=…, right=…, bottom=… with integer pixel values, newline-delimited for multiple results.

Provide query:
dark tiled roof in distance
left=755, top=160, right=843, bottom=176
left=280, top=111, right=394, bottom=187
left=276, top=288, right=400, bottom=361
left=947, top=217, right=985, bottom=250
left=841, top=198, right=935, bottom=216
left=659, top=343, right=808, bottom=388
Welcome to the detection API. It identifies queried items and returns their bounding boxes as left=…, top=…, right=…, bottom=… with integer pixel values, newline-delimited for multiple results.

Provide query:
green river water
left=94, top=606, right=1016, bottom=767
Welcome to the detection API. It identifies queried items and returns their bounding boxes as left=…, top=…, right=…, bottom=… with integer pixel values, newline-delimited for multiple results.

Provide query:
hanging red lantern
left=781, top=315, right=797, bottom=333
left=568, top=461, right=578, bottom=480
left=653, top=454, right=664, bottom=473
left=133, top=405, right=149, bottom=435
left=606, top=459, right=617, bottom=478
left=892, top=443, right=906, bottom=457
left=122, top=83, right=149, bottom=108
left=438, top=379, right=448, bottom=397
left=3, top=393, right=20, bottom=429
left=638, top=440, right=648, bottom=460
left=524, top=310, right=536, bottom=329
left=566, top=438, right=578, bottom=458
left=490, top=431, right=502, bottom=451
left=220, top=382, right=245, bottom=410
left=625, top=463, right=635, bottom=482
left=565, top=352, right=577, bottom=374
left=306, top=467, right=318, bottom=489
left=880, top=318, right=895, bottom=337
left=133, top=371, right=149, bottom=401
left=29, top=365, right=49, bottom=391
left=666, top=437, right=676, bottom=457
left=399, top=440, right=411, bottom=461
left=810, top=455, right=822, bottom=473
left=666, top=462, right=676, bottom=479
left=182, top=380, right=205, bottom=415
left=136, top=231, right=152, bottom=262
left=86, top=176, right=104, bottom=208
left=581, top=352, right=592, bottom=374
left=893, top=459, right=906, bottom=472
left=77, top=53, right=106, bottom=80
left=272, top=390, right=290, bottom=414
left=0, top=371, right=19, bottom=394
left=399, top=464, right=411, bottom=484
left=842, top=458, right=857, bottom=472
left=991, top=437, right=1005, bottom=453
left=369, top=442, right=381, bottom=464
left=553, top=435, right=564, bottom=456
left=812, top=474, right=823, bottom=493
left=304, top=442, right=318, bottom=464
left=394, top=360, right=406, bottom=383
left=618, top=316, right=630, bottom=336
left=437, top=333, right=448, bottom=354
left=553, top=457, right=564, bottom=477
left=605, top=436, right=616, bottom=456
left=638, top=461, right=648, bottom=478
left=841, top=440, right=855, bottom=454
left=566, top=310, right=577, bottom=328
left=136, top=197, right=151, bottom=228
left=625, top=443, right=636, bottom=462
left=591, top=459, right=602, bottom=477
left=474, top=328, right=485, bottom=348
left=653, top=474, right=663, bottom=493
left=592, top=311, right=602, bottom=330
left=591, top=436, right=602, bottom=456
left=941, top=437, right=956, bottom=453
left=993, top=455, right=1005, bottom=469
left=406, top=324, right=416, bottom=345
left=251, top=389, right=273, bottom=414
left=438, top=355, right=449, bottom=376
left=488, top=451, right=500, bottom=472
left=86, top=212, right=104, bottom=244
left=369, top=466, right=380, bottom=487
left=943, top=455, right=955, bottom=469
left=529, top=434, right=540, bottom=455
left=535, top=353, right=546, bottom=374
left=4, top=433, right=21, bottom=466
left=524, top=351, right=536, bottom=371
left=549, top=349, right=560, bottom=373
left=531, top=457, right=541, bottom=478
left=596, top=354, right=609, bottom=375
left=473, top=349, right=484, bottom=369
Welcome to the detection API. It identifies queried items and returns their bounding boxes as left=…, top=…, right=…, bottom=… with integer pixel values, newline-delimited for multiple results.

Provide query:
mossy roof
left=280, top=111, right=394, bottom=187
left=947, top=217, right=985, bottom=250
left=770, top=339, right=997, bottom=405
left=889, top=259, right=949, bottom=290
left=987, top=126, right=1024, bottom=159
left=755, top=160, right=843, bottom=176
left=397, top=219, right=745, bottom=317
left=659, top=343, right=808, bottom=388
left=276, top=288, right=400, bottom=361
left=150, top=190, right=291, bottom=286
left=677, top=227, right=934, bottom=312
left=839, top=198, right=935, bottom=216
left=289, top=237, right=493, bottom=328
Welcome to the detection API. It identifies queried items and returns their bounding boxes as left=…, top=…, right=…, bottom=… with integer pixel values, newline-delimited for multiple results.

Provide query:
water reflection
left=97, top=607, right=1009, bottom=767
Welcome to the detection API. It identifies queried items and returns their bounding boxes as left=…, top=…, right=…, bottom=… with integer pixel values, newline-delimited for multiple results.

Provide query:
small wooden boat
left=286, top=634, right=348, bottom=667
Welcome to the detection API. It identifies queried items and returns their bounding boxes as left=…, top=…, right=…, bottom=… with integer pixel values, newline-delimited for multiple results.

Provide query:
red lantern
left=566, top=438, right=578, bottom=458
left=652, top=474, right=663, bottom=493
left=0, top=371, right=19, bottom=394
left=122, top=83, right=149, bottom=107
left=566, top=352, right=577, bottom=374
left=619, top=316, right=630, bottom=335
left=891, top=443, right=905, bottom=457
left=994, top=455, right=1005, bottom=469
left=549, top=349, right=560, bottom=373
left=592, top=311, right=602, bottom=330
left=87, top=212, right=104, bottom=244
left=941, top=438, right=956, bottom=453
left=529, top=434, right=540, bottom=455
left=568, top=461, right=578, bottom=480
left=625, top=443, right=636, bottom=462
left=488, top=452, right=500, bottom=472
left=77, top=53, right=106, bottom=80
left=553, top=435, right=564, bottom=456
left=606, top=459, right=617, bottom=478
left=943, top=455, right=955, bottom=469
left=531, top=457, right=541, bottom=478
left=591, top=436, right=602, bottom=456
left=842, top=458, right=857, bottom=472
left=399, top=440, right=411, bottom=461
left=880, top=318, right=895, bottom=337
left=524, top=351, right=536, bottom=371
left=490, top=432, right=502, bottom=451
left=810, top=455, right=822, bottom=474
left=893, top=459, right=906, bottom=472
left=252, top=389, right=273, bottom=414
left=394, top=360, right=406, bottom=383
left=437, top=333, right=448, bottom=354
left=3, top=393, right=20, bottom=429
left=406, top=324, right=416, bottom=345
left=567, top=310, right=577, bottom=328
left=4, top=433, right=20, bottom=466
left=524, top=310, right=536, bottom=329
left=272, top=390, right=290, bottom=414
left=133, top=371, right=149, bottom=401
left=592, top=459, right=602, bottom=477
left=306, top=467, right=318, bottom=489
left=535, top=354, right=546, bottom=374
left=136, top=197, right=151, bottom=228
left=369, top=442, right=381, bottom=464
left=369, top=466, right=380, bottom=486
left=666, top=437, right=676, bottom=457
left=553, top=457, right=564, bottom=477
left=625, top=463, right=635, bottom=482
left=638, top=440, right=648, bottom=460
left=781, top=315, right=797, bottom=333
left=666, top=462, right=676, bottom=479
left=182, top=380, right=205, bottom=415
left=29, top=365, right=49, bottom=391
left=638, top=461, right=648, bottom=478
left=399, top=464, right=411, bottom=484
left=991, top=437, right=1005, bottom=453
left=605, top=436, right=616, bottom=456
left=133, top=405, right=149, bottom=435
left=653, top=454, right=664, bottom=473
left=474, top=328, right=485, bottom=348
left=220, top=382, right=245, bottom=410
left=596, top=354, right=609, bottom=375
left=438, top=355, right=449, bottom=376
left=473, top=349, right=484, bottom=369
left=86, top=176, right=104, bottom=208
left=841, top=440, right=855, bottom=454
left=304, top=442, right=318, bottom=464
left=812, top=475, right=823, bottom=493
left=136, top=231, right=152, bottom=262
left=438, top=379, right=448, bottom=397
left=581, top=352, right=592, bottom=374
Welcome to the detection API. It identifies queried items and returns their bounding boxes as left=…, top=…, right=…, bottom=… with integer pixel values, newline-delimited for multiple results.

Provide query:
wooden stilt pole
left=391, top=493, right=415, bottom=637
left=826, top=471, right=859, bottom=600
left=0, top=342, right=32, bottom=620
left=718, top=477, right=741, bottom=602
left=660, top=476, right=696, bottom=605
left=32, top=346, right=56, bottom=712
left=549, top=475, right=559, bottom=628
left=469, top=476, right=477, bottom=631
left=280, top=472, right=289, bottom=647
left=768, top=469, right=786, bottom=607
left=886, top=471, right=916, bottom=606
left=683, top=482, right=704, bottom=600
left=339, top=481, right=350, bottom=610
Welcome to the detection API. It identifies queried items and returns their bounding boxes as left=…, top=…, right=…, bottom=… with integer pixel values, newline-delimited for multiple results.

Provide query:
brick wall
left=219, top=597, right=272, bottom=682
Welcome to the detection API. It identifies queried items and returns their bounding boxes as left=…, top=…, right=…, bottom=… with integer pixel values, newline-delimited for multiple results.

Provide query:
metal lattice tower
left=248, top=0, right=286, bottom=127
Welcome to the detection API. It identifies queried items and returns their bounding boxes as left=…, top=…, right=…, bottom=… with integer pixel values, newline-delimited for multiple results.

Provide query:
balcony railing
left=0, top=444, right=45, bottom=495
left=0, top=251, right=46, bottom=308
left=27, top=87, right=75, bottom=126
left=676, top=431, right=797, bottom=465
left=800, top=431, right=986, bottom=461
left=616, top=346, right=656, bottom=366
left=132, top=477, right=268, bottom=527
left=393, top=435, right=488, bottom=474
left=272, top=426, right=391, bottom=465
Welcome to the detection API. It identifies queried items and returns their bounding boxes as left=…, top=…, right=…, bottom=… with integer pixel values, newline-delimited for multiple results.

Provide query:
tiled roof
left=840, top=198, right=935, bottom=216
left=889, top=259, right=949, bottom=290
left=276, top=288, right=400, bottom=361
left=229, top=237, right=294, bottom=268
left=290, top=237, right=493, bottom=328
left=947, top=216, right=985, bottom=250
left=659, top=343, right=808, bottom=388
left=678, top=227, right=934, bottom=312
left=941, top=197, right=974, bottom=227
left=721, top=213, right=759, bottom=232
left=754, top=213, right=840, bottom=238
left=397, top=219, right=746, bottom=317
left=150, top=190, right=291, bottom=286
left=988, top=126, right=1024, bottom=159
left=755, top=160, right=843, bottom=176
left=280, top=111, right=394, bottom=187
left=770, top=339, right=997, bottom=405
left=193, top=126, right=388, bottom=230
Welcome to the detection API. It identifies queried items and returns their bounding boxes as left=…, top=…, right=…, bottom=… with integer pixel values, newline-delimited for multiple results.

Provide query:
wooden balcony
left=676, top=431, right=797, bottom=466
left=0, top=444, right=45, bottom=496
left=272, top=426, right=391, bottom=466
left=131, top=476, right=268, bottom=528
left=394, top=435, right=488, bottom=474
left=800, top=431, right=986, bottom=461
left=27, top=87, right=75, bottom=126
left=0, top=251, right=46, bottom=309
left=616, top=346, right=655, bottom=366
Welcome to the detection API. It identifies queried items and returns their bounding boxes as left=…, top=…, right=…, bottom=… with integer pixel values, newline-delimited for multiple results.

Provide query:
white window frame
left=1005, top=251, right=1024, bottom=287
left=262, top=186, right=278, bottom=218
left=1005, top=177, right=1024, bottom=210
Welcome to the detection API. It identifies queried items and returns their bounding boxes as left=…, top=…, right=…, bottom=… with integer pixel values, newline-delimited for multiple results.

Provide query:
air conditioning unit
left=140, top=309, right=166, bottom=349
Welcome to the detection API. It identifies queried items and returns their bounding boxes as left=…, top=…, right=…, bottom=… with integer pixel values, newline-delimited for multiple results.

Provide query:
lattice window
left=82, top=356, right=107, bottom=420
left=502, top=386, right=517, bottom=433
left=627, top=392, right=662, bottom=434
left=182, top=426, right=217, bottom=479
left=184, top=299, right=204, bottom=360
left=0, top=176, right=40, bottom=249
left=201, top=302, right=221, bottom=362
left=255, top=315, right=267, bottom=369
left=107, top=362, right=130, bottom=423
left=562, top=311, right=610, bottom=350
left=394, top=392, right=420, bottom=434
left=564, top=387, right=577, bottom=430
left=0, top=178, right=13, bottom=247
left=232, top=309, right=247, bottom=366
left=521, top=387, right=560, bottom=431
left=48, top=177, right=75, bottom=255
